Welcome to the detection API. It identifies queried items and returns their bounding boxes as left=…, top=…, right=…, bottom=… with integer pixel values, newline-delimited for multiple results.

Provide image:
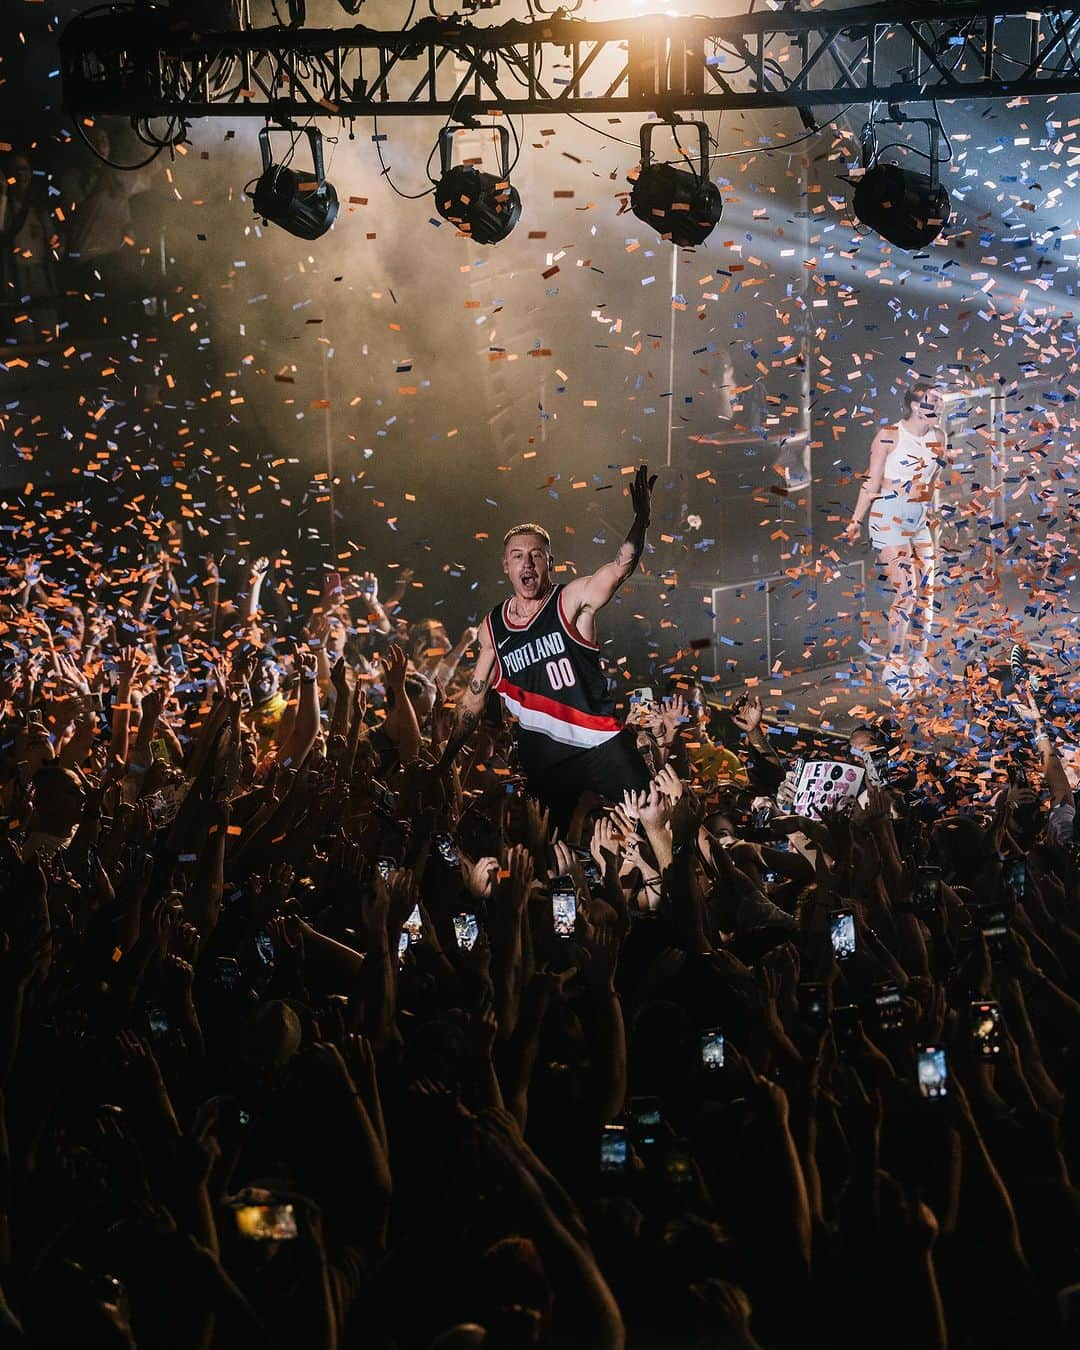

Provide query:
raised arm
left=562, top=463, right=656, bottom=620
left=437, top=621, right=496, bottom=773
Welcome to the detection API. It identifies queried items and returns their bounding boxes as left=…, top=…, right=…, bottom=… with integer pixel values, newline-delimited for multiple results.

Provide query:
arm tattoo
left=468, top=678, right=486, bottom=696
left=441, top=705, right=482, bottom=767
left=616, top=541, right=642, bottom=574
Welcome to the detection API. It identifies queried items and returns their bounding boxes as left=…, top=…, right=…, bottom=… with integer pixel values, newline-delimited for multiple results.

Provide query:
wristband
left=300, top=672, right=317, bottom=684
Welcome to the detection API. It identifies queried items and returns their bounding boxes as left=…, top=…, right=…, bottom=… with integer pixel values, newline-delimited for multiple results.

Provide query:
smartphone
left=628, top=1096, right=662, bottom=1149
left=751, top=804, right=772, bottom=834
left=971, top=1000, right=1002, bottom=1059
left=233, top=1203, right=298, bottom=1241
left=599, top=1123, right=628, bottom=1174
left=403, top=904, right=423, bottom=945
left=798, top=982, right=829, bottom=1034
left=829, top=909, right=856, bottom=961
left=917, top=1043, right=949, bottom=1099
left=874, top=981, right=904, bottom=1032
left=916, top=866, right=941, bottom=910
left=237, top=684, right=253, bottom=712
left=326, top=570, right=343, bottom=600
left=570, top=845, right=602, bottom=890
left=146, top=1005, right=170, bottom=1038
left=979, top=906, right=1008, bottom=956
left=629, top=686, right=655, bottom=709
left=453, top=913, right=479, bottom=952
left=166, top=643, right=187, bottom=675
left=1002, top=857, right=1026, bottom=904
left=865, top=747, right=892, bottom=788
left=762, top=868, right=784, bottom=885
left=552, top=880, right=576, bottom=938
left=699, top=1027, right=725, bottom=1070
left=663, top=1144, right=695, bottom=1186
left=255, top=931, right=275, bottom=966
left=214, top=957, right=241, bottom=991
left=397, top=930, right=409, bottom=966
left=433, top=832, right=459, bottom=868
left=358, top=574, right=376, bottom=597
left=833, top=1003, right=862, bottom=1052
left=375, top=856, right=395, bottom=881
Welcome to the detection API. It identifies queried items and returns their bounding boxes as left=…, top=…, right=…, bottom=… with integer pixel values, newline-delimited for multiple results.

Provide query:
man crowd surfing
left=0, top=503, right=1078, bottom=1349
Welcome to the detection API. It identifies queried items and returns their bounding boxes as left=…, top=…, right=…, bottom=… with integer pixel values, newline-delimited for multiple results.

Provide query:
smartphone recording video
left=214, top=957, right=241, bottom=991
left=971, top=1001, right=1002, bottom=1059
left=552, top=881, right=576, bottom=938
left=917, top=1044, right=949, bottom=1099
left=628, top=1096, right=662, bottom=1149
left=979, top=906, right=1008, bottom=956
left=376, top=856, right=395, bottom=881
left=874, top=981, right=904, bottom=1033
left=453, top=913, right=479, bottom=952
left=403, top=904, right=423, bottom=945
left=798, top=983, right=829, bottom=1034
left=233, top=1203, right=298, bottom=1241
left=915, top=866, right=941, bottom=910
left=664, top=1146, right=694, bottom=1186
left=1002, top=857, right=1026, bottom=904
left=433, top=832, right=459, bottom=868
left=600, top=1124, right=628, bottom=1174
left=699, top=1028, right=725, bottom=1070
left=829, top=909, right=856, bottom=961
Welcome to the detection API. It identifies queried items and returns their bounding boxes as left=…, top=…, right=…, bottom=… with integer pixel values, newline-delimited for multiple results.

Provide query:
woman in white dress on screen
left=842, top=383, right=946, bottom=695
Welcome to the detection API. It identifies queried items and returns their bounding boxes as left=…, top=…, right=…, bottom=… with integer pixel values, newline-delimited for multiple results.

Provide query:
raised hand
left=356, top=570, right=379, bottom=603
left=330, top=655, right=350, bottom=698
left=590, top=815, right=623, bottom=871
left=659, top=692, right=689, bottom=743
left=523, top=798, right=551, bottom=852
left=653, top=762, right=685, bottom=805
left=382, top=643, right=408, bottom=692
left=731, top=693, right=763, bottom=735
left=638, top=780, right=672, bottom=832
left=464, top=855, right=499, bottom=902
left=621, top=788, right=647, bottom=825
left=502, top=843, right=536, bottom=914
left=630, top=462, right=658, bottom=527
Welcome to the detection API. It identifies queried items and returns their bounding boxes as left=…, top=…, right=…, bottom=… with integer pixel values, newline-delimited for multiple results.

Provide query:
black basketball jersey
left=486, top=584, right=622, bottom=772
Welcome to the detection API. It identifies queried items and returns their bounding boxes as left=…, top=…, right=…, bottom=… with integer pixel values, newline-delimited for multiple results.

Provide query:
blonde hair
left=502, top=523, right=552, bottom=551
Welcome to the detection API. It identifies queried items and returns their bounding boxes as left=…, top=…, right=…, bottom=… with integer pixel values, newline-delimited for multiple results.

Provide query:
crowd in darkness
left=0, top=532, right=1075, bottom=1350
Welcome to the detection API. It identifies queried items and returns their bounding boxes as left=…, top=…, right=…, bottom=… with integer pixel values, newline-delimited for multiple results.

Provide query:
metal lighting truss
left=61, top=2, right=1080, bottom=121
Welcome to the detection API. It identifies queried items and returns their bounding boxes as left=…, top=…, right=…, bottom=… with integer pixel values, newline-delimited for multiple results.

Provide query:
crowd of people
left=0, top=525, right=1078, bottom=1350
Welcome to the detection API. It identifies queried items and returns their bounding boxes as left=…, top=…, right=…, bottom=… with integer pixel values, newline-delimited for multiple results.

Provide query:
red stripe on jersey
left=495, top=676, right=622, bottom=732
left=557, top=590, right=599, bottom=650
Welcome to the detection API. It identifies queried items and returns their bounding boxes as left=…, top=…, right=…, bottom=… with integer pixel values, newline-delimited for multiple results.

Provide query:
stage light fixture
left=851, top=112, right=950, bottom=251
left=250, top=125, right=339, bottom=240
left=628, top=120, right=722, bottom=249
left=434, top=125, right=521, bottom=245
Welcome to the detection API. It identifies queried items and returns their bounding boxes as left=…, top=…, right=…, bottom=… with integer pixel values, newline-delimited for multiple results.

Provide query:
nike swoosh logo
left=498, top=636, right=512, bottom=649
